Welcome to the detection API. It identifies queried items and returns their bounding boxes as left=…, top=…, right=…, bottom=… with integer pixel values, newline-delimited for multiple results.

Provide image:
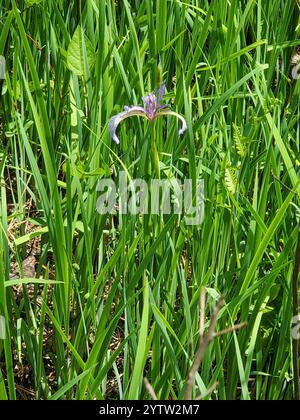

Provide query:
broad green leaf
left=67, top=26, right=95, bottom=77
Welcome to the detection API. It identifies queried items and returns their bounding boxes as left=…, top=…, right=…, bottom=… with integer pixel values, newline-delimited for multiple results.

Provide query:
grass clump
left=0, top=0, right=300, bottom=400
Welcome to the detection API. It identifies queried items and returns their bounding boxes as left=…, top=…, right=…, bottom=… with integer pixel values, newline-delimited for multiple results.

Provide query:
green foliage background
left=0, top=0, right=299, bottom=400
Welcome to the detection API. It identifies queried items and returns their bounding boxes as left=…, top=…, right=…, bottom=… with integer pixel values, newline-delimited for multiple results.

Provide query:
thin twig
left=272, top=172, right=300, bottom=197
left=214, top=322, right=247, bottom=338
left=195, top=382, right=219, bottom=400
left=184, top=297, right=225, bottom=400
left=144, top=378, right=158, bottom=400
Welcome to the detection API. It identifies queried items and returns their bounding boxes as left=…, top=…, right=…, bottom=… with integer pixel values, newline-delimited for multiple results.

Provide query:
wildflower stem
left=150, top=122, right=160, bottom=180
left=149, top=121, right=163, bottom=253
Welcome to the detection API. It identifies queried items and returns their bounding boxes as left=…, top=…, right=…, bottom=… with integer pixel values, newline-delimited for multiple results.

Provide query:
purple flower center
left=142, top=83, right=166, bottom=121
left=142, top=93, right=157, bottom=121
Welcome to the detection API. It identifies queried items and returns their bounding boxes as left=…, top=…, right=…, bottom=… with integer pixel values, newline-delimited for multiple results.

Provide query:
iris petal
left=109, top=85, right=188, bottom=144
left=109, top=106, right=147, bottom=144
left=157, top=110, right=188, bottom=136
left=157, top=82, right=166, bottom=104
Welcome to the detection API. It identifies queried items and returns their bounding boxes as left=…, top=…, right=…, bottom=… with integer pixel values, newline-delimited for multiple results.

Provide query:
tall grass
left=0, top=0, right=299, bottom=400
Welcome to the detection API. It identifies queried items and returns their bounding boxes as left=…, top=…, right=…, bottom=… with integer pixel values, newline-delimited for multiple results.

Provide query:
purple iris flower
left=109, top=83, right=188, bottom=144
